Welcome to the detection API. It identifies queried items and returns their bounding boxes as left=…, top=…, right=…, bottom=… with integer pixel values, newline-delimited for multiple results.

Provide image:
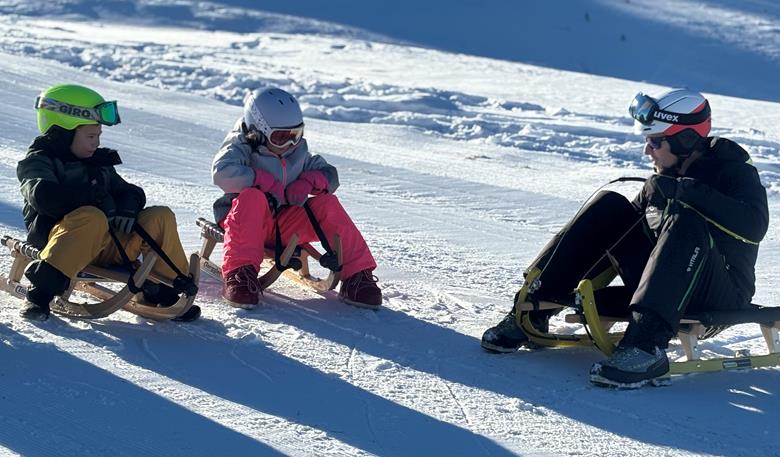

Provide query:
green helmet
left=35, top=84, right=121, bottom=133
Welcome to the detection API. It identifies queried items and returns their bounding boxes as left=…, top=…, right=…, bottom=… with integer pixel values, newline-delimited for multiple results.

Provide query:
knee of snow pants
left=221, top=187, right=274, bottom=275
left=93, top=206, right=190, bottom=283
left=528, top=190, right=651, bottom=302
left=630, top=206, right=740, bottom=333
left=220, top=190, right=377, bottom=280
left=277, top=194, right=377, bottom=279
left=39, top=206, right=111, bottom=278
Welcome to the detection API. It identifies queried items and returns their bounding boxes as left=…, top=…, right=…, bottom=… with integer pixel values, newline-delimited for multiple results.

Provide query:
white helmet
left=243, top=88, right=304, bottom=137
left=629, top=88, right=711, bottom=137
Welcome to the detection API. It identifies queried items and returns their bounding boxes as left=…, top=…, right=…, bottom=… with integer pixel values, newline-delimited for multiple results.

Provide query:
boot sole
left=341, top=297, right=381, bottom=310
left=590, top=373, right=671, bottom=389
left=480, top=340, right=537, bottom=353
left=225, top=299, right=259, bottom=310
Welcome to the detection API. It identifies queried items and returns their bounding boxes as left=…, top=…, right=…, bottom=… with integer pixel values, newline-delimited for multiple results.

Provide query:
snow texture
left=0, top=1, right=779, bottom=456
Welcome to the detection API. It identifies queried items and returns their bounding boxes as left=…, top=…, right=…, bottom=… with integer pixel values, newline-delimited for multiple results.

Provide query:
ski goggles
left=646, top=136, right=666, bottom=150
left=35, top=97, right=121, bottom=126
left=267, top=123, right=304, bottom=149
left=628, top=93, right=710, bottom=126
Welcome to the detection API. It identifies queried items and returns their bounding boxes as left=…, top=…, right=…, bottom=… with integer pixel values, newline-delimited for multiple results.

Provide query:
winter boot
left=590, top=345, right=670, bottom=388
left=339, top=269, right=382, bottom=309
left=222, top=264, right=262, bottom=309
left=481, top=308, right=548, bottom=353
left=172, top=305, right=202, bottom=322
left=20, top=300, right=50, bottom=322
left=141, top=281, right=181, bottom=307
left=20, top=260, right=70, bottom=322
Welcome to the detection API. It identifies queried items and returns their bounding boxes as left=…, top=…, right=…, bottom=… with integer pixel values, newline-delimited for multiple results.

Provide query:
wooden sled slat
left=1, top=235, right=201, bottom=321
left=122, top=252, right=201, bottom=320
left=51, top=253, right=158, bottom=319
left=196, top=217, right=343, bottom=294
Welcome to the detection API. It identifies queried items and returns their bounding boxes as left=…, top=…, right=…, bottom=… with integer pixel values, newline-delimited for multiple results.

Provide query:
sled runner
left=0, top=235, right=200, bottom=321
left=196, top=217, right=343, bottom=295
left=514, top=267, right=780, bottom=376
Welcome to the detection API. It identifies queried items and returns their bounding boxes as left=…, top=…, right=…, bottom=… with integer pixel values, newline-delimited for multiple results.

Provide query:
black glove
left=645, top=174, right=678, bottom=211
left=110, top=214, right=136, bottom=234
left=96, top=195, right=117, bottom=220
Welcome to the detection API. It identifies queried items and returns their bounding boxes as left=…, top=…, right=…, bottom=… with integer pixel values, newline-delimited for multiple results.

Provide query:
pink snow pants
left=220, top=188, right=376, bottom=279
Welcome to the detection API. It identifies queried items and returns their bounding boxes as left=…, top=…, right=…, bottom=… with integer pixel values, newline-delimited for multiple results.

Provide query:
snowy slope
left=1, top=2, right=780, bottom=456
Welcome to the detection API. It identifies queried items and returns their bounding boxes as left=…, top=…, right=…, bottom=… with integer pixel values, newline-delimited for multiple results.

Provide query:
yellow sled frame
left=513, top=267, right=780, bottom=375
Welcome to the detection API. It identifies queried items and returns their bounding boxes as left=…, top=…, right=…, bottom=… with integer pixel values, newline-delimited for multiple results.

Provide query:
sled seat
left=195, top=217, right=341, bottom=292
left=0, top=235, right=199, bottom=321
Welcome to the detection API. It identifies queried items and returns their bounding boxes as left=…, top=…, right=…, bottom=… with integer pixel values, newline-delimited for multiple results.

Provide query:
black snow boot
left=141, top=281, right=181, bottom=307
left=172, top=305, right=201, bottom=322
left=590, top=309, right=672, bottom=388
left=21, top=260, right=70, bottom=322
left=481, top=308, right=548, bottom=353
left=589, top=345, right=670, bottom=388
left=20, top=300, right=50, bottom=321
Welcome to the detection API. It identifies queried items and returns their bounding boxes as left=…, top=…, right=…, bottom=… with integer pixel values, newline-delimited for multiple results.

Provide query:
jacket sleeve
left=303, top=154, right=339, bottom=194
left=17, top=154, right=93, bottom=218
left=679, top=164, right=769, bottom=243
left=108, top=168, right=146, bottom=216
left=212, top=123, right=256, bottom=194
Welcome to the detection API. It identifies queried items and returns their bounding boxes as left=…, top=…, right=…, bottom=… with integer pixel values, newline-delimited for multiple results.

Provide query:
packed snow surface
left=1, top=2, right=780, bottom=456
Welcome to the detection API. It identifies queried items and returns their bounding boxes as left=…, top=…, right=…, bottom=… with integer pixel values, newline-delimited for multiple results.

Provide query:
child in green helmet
left=17, top=84, right=198, bottom=321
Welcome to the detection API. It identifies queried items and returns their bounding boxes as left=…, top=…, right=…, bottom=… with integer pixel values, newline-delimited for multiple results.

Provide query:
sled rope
left=133, top=224, right=198, bottom=296
left=303, top=200, right=342, bottom=272
left=108, top=228, right=143, bottom=294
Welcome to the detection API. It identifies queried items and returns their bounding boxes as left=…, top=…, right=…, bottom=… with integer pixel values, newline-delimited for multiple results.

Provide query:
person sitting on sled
left=481, top=88, right=768, bottom=387
left=211, top=87, right=381, bottom=309
left=17, top=84, right=196, bottom=321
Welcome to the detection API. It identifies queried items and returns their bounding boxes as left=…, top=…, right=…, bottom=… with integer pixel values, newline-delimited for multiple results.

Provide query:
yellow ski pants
left=40, top=205, right=188, bottom=282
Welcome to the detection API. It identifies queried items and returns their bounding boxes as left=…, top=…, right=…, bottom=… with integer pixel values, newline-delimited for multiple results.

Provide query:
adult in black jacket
left=17, top=84, right=193, bottom=321
left=481, top=89, right=768, bottom=388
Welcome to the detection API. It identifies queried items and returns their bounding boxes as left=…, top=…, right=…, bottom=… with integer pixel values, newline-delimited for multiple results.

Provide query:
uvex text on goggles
left=629, top=93, right=710, bottom=126
left=36, top=97, right=121, bottom=126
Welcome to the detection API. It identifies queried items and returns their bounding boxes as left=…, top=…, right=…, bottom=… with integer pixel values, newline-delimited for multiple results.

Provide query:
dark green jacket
left=17, top=126, right=146, bottom=248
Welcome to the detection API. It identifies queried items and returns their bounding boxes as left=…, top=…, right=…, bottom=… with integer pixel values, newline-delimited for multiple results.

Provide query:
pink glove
left=285, top=170, right=329, bottom=206
left=253, top=168, right=285, bottom=206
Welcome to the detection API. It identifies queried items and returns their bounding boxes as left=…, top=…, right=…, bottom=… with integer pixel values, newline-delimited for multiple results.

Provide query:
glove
left=110, top=214, right=136, bottom=234
left=95, top=194, right=117, bottom=220
left=253, top=168, right=285, bottom=206
left=648, top=174, right=678, bottom=201
left=285, top=171, right=329, bottom=206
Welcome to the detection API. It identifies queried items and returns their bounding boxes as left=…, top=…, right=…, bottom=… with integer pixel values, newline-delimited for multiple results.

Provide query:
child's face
left=267, top=142, right=294, bottom=156
left=71, top=124, right=102, bottom=159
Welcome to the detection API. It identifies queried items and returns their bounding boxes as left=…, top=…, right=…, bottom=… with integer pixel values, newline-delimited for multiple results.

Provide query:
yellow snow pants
left=39, top=205, right=188, bottom=282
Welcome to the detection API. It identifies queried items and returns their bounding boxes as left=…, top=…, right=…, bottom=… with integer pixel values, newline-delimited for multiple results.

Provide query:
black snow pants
left=526, top=190, right=747, bottom=346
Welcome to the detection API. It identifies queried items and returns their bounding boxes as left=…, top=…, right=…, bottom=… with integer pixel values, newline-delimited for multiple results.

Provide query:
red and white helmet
left=629, top=88, right=711, bottom=138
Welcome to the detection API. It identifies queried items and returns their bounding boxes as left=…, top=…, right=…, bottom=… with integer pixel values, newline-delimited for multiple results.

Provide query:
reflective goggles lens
left=629, top=93, right=658, bottom=126
left=646, top=136, right=666, bottom=150
left=36, top=97, right=121, bottom=126
left=268, top=124, right=304, bottom=148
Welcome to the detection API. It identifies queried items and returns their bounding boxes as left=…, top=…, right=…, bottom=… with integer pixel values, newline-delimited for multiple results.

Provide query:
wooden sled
left=0, top=235, right=199, bottom=321
left=195, top=217, right=344, bottom=296
left=514, top=267, right=780, bottom=375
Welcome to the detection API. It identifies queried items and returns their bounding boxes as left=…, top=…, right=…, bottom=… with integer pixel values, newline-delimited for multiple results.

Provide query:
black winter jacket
left=633, top=137, right=769, bottom=301
left=17, top=126, right=146, bottom=248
